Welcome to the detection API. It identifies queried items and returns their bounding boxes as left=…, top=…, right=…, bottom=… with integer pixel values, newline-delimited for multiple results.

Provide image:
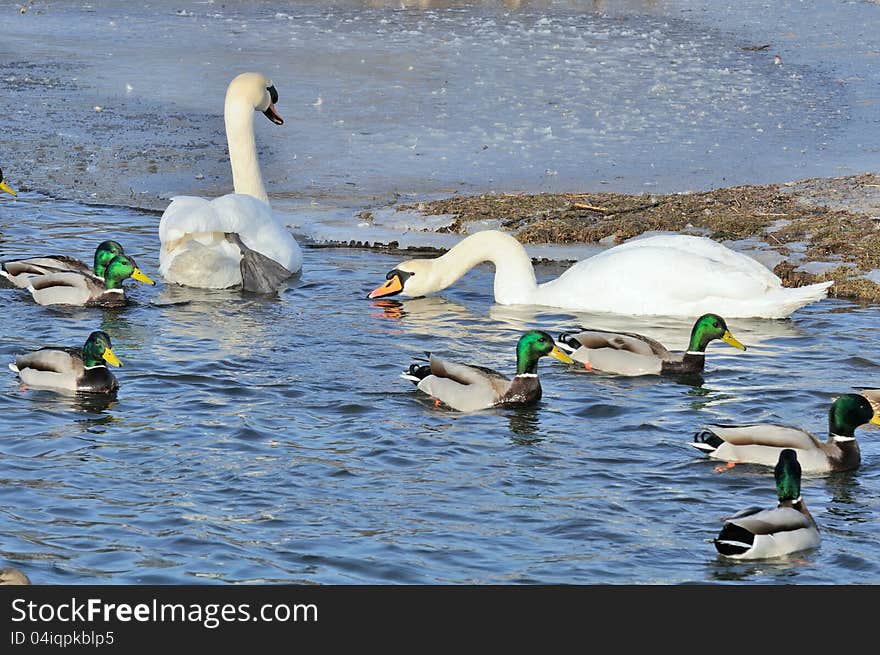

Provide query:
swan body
left=401, top=330, right=573, bottom=412
left=368, top=230, right=832, bottom=319
left=557, top=313, right=745, bottom=376
left=691, top=393, right=879, bottom=473
left=159, top=72, right=302, bottom=293
left=714, top=449, right=820, bottom=560
left=10, top=330, right=121, bottom=394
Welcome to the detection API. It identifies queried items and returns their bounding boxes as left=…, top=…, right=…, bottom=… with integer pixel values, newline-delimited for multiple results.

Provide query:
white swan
left=159, top=72, right=303, bottom=293
left=367, top=230, right=832, bottom=319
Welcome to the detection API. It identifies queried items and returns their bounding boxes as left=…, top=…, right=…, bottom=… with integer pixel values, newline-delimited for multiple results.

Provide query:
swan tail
left=226, top=233, right=296, bottom=295
left=768, top=280, right=833, bottom=318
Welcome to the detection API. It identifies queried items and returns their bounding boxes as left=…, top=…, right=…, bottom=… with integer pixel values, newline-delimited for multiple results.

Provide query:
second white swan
left=368, top=230, right=832, bottom=319
left=159, top=72, right=303, bottom=294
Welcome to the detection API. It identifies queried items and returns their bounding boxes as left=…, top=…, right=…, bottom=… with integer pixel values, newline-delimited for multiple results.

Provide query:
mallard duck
left=0, top=167, right=16, bottom=196
left=713, top=449, right=820, bottom=559
left=401, top=330, right=574, bottom=412
left=9, top=330, right=122, bottom=394
left=159, top=72, right=302, bottom=294
left=1, top=240, right=125, bottom=288
left=691, top=393, right=880, bottom=472
left=556, top=313, right=746, bottom=375
left=367, top=230, right=831, bottom=318
left=23, top=253, right=155, bottom=307
left=0, top=567, right=30, bottom=585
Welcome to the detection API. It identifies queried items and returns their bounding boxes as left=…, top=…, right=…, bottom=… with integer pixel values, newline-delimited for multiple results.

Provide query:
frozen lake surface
left=1, top=0, right=880, bottom=233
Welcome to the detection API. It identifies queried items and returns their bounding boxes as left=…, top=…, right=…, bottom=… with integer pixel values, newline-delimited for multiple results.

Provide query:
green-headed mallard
left=556, top=313, right=746, bottom=375
left=24, top=253, right=155, bottom=307
left=692, top=393, right=880, bottom=473
left=0, top=168, right=16, bottom=196
left=0, top=566, right=30, bottom=585
left=9, top=330, right=122, bottom=394
left=713, top=449, right=820, bottom=559
left=401, top=330, right=574, bottom=412
left=1, top=240, right=125, bottom=289
left=366, top=230, right=832, bottom=318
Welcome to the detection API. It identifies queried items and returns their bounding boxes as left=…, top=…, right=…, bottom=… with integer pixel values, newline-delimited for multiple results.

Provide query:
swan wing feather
left=159, top=194, right=301, bottom=268
left=539, top=234, right=830, bottom=318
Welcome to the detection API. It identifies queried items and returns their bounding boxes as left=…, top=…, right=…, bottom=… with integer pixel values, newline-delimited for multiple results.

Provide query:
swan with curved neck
left=368, top=230, right=832, bottom=319
left=158, top=72, right=302, bottom=293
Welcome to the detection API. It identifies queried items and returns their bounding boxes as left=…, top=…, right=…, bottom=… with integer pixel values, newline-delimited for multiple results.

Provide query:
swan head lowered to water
left=158, top=72, right=303, bottom=294
left=367, top=229, right=832, bottom=319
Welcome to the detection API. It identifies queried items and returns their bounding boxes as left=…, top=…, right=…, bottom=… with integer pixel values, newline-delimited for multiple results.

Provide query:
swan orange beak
left=263, top=103, right=284, bottom=125
left=368, top=274, right=404, bottom=299
left=0, top=180, right=16, bottom=196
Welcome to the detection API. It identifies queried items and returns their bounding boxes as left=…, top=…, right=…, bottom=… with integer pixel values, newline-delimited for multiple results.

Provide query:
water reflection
left=507, top=406, right=543, bottom=442
left=821, top=472, right=874, bottom=529
left=72, top=393, right=118, bottom=415
left=706, top=554, right=817, bottom=582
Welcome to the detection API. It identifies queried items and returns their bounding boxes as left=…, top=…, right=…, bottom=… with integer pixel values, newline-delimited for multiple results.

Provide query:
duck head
left=93, top=241, right=126, bottom=278
left=103, top=254, right=156, bottom=290
left=82, top=331, right=122, bottom=368
left=829, top=393, right=880, bottom=438
left=688, top=313, right=746, bottom=352
left=774, top=449, right=801, bottom=502
left=516, top=330, right=574, bottom=375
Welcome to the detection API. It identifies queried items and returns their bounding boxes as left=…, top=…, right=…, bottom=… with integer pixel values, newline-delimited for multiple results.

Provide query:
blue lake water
left=2, top=195, right=879, bottom=584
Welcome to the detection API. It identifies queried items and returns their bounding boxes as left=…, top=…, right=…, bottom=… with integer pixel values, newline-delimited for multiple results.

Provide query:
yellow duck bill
left=102, top=348, right=122, bottom=367
left=131, top=268, right=156, bottom=285
left=549, top=346, right=575, bottom=364
left=721, top=330, right=747, bottom=351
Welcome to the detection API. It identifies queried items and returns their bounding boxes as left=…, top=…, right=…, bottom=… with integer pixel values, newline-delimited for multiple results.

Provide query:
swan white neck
left=431, top=231, right=537, bottom=303
left=225, top=92, right=269, bottom=205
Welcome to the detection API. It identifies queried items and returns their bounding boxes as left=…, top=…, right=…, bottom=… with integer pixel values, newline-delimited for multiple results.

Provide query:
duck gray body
left=558, top=328, right=706, bottom=375
left=714, top=498, right=819, bottom=560
left=1, top=256, right=95, bottom=289
left=11, top=346, right=119, bottom=394
left=26, top=272, right=127, bottom=307
left=404, top=355, right=542, bottom=412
